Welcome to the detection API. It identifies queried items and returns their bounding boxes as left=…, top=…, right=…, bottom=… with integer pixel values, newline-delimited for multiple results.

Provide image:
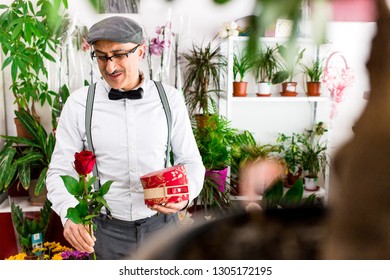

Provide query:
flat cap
left=86, top=16, right=143, bottom=45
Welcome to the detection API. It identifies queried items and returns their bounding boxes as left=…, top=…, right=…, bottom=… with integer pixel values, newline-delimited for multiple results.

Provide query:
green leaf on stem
left=60, top=175, right=82, bottom=196
left=99, top=180, right=114, bottom=196
left=85, top=176, right=96, bottom=193
left=65, top=207, right=83, bottom=224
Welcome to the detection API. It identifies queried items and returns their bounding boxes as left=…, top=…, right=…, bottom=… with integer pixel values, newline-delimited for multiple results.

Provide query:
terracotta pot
left=285, top=168, right=302, bottom=187
left=233, top=81, right=248, bottom=97
left=280, top=91, right=298, bottom=97
left=28, top=179, right=48, bottom=206
left=281, top=82, right=297, bottom=94
left=306, top=82, right=321, bottom=96
left=14, top=116, right=40, bottom=139
left=194, top=114, right=214, bottom=129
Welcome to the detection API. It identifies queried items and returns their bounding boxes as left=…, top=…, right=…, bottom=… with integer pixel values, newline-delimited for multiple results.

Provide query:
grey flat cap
left=86, top=16, right=143, bottom=45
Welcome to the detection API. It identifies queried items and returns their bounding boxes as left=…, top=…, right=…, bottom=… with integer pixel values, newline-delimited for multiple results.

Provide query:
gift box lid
left=140, top=164, right=188, bottom=189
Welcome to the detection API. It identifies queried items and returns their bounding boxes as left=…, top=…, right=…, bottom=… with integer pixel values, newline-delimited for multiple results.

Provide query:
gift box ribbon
left=143, top=185, right=189, bottom=200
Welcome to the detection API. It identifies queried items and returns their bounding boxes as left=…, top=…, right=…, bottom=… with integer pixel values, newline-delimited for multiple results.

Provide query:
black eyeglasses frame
left=91, top=44, right=140, bottom=62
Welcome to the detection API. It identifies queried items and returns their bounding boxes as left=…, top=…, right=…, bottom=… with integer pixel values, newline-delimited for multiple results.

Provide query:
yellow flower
left=5, top=253, right=27, bottom=260
left=52, top=253, right=63, bottom=260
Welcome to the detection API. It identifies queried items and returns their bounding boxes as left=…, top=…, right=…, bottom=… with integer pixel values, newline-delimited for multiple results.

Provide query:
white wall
left=326, top=22, right=375, bottom=153
left=1, top=0, right=374, bottom=159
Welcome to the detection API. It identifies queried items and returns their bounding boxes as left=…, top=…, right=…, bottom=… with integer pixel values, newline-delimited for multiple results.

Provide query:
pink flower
left=81, top=37, right=90, bottom=52
left=149, top=37, right=165, bottom=56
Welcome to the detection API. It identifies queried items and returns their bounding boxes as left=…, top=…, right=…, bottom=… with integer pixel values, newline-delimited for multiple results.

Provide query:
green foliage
left=11, top=198, right=52, bottom=255
left=181, top=41, right=227, bottom=115
left=301, top=56, right=325, bottom=82
left=246, top=0, right=304, bottom=64
left=0, top=0, right=68, bottom=112
left=277, top=122, right=328, bottom=179
left=0, top=108, right=55, bottom=195
left=272, top=44, right=306, bottom=83
left=62, top=174, right=113, bottom=230
left=252, top=45, right=280, bottom=82
left=233, top=47, right=251, bottom=82
left=198, top=174, right=231, bottom=212
left=276, top=132, right=303, bottom=175
left=192, top=111, right=238, bottom=210
left=299, top=122, right=328, bottom=177
left=193, top=113, right=238, bottom=171
left=51, top=84, right=70, bottom=129
left=263, top=178, right=317, bottom=209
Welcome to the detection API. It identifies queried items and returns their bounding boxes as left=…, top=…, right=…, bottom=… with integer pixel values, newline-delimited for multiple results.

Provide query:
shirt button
left=130, top=168, right=136, bottom=172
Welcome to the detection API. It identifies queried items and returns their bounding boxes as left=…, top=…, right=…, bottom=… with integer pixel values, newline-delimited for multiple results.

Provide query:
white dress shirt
left=46, top=78, right=205, bottom=225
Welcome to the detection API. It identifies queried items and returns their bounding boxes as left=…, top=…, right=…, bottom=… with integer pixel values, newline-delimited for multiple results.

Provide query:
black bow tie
left=108, top=88, right=143, bottom=100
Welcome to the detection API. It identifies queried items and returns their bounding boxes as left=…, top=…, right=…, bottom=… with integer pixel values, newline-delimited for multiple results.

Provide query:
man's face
left=92, top=40, right=145, bottom=90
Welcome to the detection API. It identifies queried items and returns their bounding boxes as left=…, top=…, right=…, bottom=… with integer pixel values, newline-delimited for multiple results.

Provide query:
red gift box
left=140, top=165, right=189, bottom=206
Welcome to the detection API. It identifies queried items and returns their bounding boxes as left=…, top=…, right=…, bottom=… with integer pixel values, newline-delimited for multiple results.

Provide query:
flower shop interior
left=0, top=0, right=388, bottom=261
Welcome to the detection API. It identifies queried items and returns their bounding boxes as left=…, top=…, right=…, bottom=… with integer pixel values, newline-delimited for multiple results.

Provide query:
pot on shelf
left=280, top=82, right=298, bottom=96
left=256, top=82, right=272, bottom=97
left=306, top=82, right=321, bottom=96
left=233, top=81, right=248, bottom=97
left=304, top=176, right=318, bottom=191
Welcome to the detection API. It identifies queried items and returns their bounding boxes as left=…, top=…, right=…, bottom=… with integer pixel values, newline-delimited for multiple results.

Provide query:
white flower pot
left=304, top=176, right=318, bottom=191
left=257, top=82, right=272, bottom=96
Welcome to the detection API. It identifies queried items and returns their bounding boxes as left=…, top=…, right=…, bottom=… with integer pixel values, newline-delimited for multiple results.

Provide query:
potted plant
left=232, top=48, right=251, bottom=97
left=10, top=199, right=52, bottom=258
left=252, top=45, right=279, bottom=96
left=230, top=129, right=280, bottom=195
left=272, top=44, right=306, bottom=96
left=301, top=56, right=325, bottom=96
left=192, top=110, right=238, bottom=213
left=276, top=132, right=304, bottom=187
left=298, top=122, right=328, bottom=190
left=181, top=41, right=227, bottom=124
left=0, top=0, right=68, bottom=136
left=0, top=108, right=56, bottom=202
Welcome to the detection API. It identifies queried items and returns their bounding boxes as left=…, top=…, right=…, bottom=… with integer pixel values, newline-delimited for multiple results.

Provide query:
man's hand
left=148, top=200, right=188, bottom=214
left=63, top=219, right=96, bottom=253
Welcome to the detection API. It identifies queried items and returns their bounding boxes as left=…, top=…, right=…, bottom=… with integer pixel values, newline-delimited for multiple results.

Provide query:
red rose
left=74, top=150, right=96, bottom=175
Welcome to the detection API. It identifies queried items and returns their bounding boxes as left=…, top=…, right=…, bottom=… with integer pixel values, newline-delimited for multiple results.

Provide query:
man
left=46, top=16, right=205, bottom=260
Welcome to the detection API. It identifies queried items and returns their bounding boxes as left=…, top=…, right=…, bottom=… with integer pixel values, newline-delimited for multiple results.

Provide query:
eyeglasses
left=91, top=44, right=140, bottom=63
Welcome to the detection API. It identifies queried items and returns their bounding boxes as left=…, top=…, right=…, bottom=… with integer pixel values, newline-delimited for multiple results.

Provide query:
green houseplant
left=232, top=47, right=251, bottom=97
left=298, top=122, right=328, bottom=190
left=11, top=198, right=52, bottom=257
left=276, top=132, right=304, bottom=187
left=0, top=0, right=68, bottom=133
left=252, top=45, right=280, bottom=96
left=301, top=56, right=325, bottom=96
left=0, top=108, right=55, bottom=198
left=192, top=110, right=237, bottom=213
left=182, top=41, right=227, bottom=118
left=272, top=44, right=306, bottom=96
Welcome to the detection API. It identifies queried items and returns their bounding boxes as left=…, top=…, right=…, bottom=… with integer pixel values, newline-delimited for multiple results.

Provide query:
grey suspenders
left=85, top=81, right=172, bottom=195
